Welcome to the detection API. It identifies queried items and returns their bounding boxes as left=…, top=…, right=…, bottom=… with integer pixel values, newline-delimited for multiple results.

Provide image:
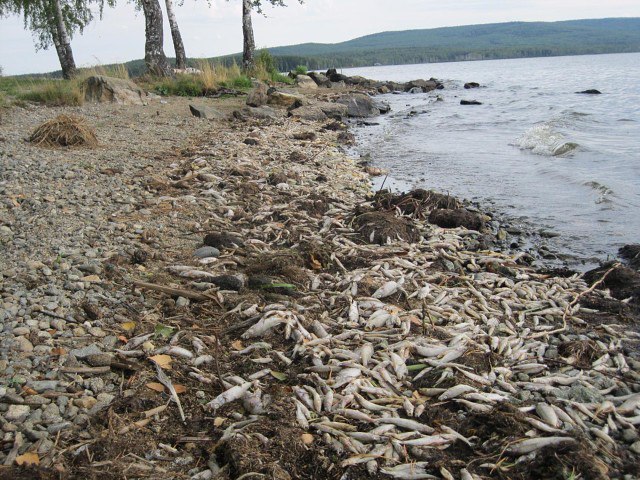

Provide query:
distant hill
left=258, top=17, right=640, bottom=71
left=27, top=17, right=640, bottom=77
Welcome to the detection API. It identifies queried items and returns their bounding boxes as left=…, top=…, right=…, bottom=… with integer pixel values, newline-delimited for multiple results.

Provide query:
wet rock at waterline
left=428, top=208, right=485, bottom=231
left=577, top=89, right=602, bottom=94
left=460, top=99, right=483, bottom=105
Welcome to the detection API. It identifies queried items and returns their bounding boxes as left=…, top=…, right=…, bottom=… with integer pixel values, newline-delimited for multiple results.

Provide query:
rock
left=295, top=75, right=318, bottom=89
left=243, top=138, right=259, bottom=145
left=460, top=100, right=482, bottom=105
left=267, top=91, right=305, bottom=108
left=194, top=246, right=220, bottom=259
left=73, top=396, right=97, bottom=409
left=293, top=132, right=317, bottom=141
left=307, top=72, right=330, bottom=87
left=325, top=69, right=349, bottom=83
left=404, top=79, right=438, bottom=92
left=6, top=405, right=30, bottom=422
left=408, top=87, right=423, bottom=94
left=316, top=102, right=348, bottom=120
left=27, top=380, right=59, bottom=393
left=378, top=85, right=390, bottom=94
left=237, top=105, right=281, bottom=120
left=14, top=336, right=34, bottom=352
left=83, top=75, right=146, bottom=105
left=630, top=441, right=640, bottom=455
left=374, top=99, right=391, bottom=114
left=246, top=82, right=268, bottom=107
left=69, top=343, right=102, bottom=359
left=189, top=104, right=226, bottom=120
left=428, top=209, right=485, bottom=231
left=176, top=297, right=190, bottom=308
left=336, top=93, right=381, bottom=118
left=209, top=275, right=244, bottom=291
left=577, top=89, right=601, bottom=94
left=288, top=105, right=327, bottom=121
left=86, top=353, right=114, bottom=367
left=203, top=233, right=243, bottom=249
left=619, top=244, right=640, bottom=270
left=464, top=82, right=480, bottom=89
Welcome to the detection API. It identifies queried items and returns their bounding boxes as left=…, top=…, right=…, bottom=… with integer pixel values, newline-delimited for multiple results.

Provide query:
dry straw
left=29, top=114, right=98, bottom=147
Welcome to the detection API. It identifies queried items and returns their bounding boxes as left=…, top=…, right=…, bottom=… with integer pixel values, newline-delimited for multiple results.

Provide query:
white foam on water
left=514, top=124, right=579, bottom=157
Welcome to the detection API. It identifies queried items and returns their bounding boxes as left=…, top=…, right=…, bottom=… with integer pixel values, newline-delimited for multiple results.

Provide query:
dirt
left=372, top=188, right=462, bottom=218
left=353, top=211, right=421, bottom=245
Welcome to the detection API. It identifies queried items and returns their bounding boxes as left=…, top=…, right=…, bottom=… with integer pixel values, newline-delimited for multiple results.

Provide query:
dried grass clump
left=29, top=114, right=97, bottom=147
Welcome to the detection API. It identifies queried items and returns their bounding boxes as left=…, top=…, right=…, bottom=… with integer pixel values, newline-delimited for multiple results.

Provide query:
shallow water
left=345, top=53, right=640, bottom=269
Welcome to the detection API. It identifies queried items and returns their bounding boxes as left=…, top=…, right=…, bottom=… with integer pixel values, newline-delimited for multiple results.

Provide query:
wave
left=513, top=124, right=580, bottom=156
left=584, top=181, right=614, bottom=204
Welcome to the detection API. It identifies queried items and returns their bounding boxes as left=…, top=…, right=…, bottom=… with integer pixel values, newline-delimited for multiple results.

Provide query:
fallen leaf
left=149, top=354, right=172, bottom=369
left=121, top=321, right=136, bottom=332
left=15, top=451, right=40, bottom=466
left=270, top=370, right=287, bottom=381
left=174, top=384, right=187, bottom=394
left=301, top=433, right=314, bottom=445
left=50, top=347, right=67, bottom=356
left=117, top=335, right=129, bottom=344
left=154, top=323, right=175, bottom=339
left=146, top=382, right=165, bottom=393
left=231, top=340, right=244, bottom=351
left=21, top=386, right=37, bottom=396
left=214, top=417, right=225, bottom=427
left=310, top=255, right=322, bottom=270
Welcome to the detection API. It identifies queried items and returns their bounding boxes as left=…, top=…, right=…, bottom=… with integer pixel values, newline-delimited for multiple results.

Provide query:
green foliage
left=256, top=48, right=277, bottom=75
left=227, top=74, right=252, bottom=89
left=153, top=74, right=209, bottom=97
left=270, top=71, right=293, bottom=84
left=294, top=65, right=308, bottom=75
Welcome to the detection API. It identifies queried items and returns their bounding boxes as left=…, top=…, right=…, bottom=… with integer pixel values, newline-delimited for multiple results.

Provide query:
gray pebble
left=194, top=246, right=220, bottom=259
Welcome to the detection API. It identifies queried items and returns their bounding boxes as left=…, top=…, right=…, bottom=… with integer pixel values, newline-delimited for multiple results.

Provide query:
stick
left=61, top=366, right=111, bottom=374
left=133, top=281, right=214, bottom=301
left=526, top=262, right=621, bottom=339
left=154, top=363, right=186, bottom=424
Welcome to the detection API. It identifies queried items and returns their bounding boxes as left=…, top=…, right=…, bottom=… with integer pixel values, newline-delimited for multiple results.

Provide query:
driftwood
left=133, top=281, right=214, bottom=301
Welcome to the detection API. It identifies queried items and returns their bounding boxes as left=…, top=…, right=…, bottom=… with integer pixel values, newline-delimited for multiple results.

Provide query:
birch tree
left=237, top=0, right=302, bottom=73
left=164, top=0, right=186, bottom=69
left=0, top=0, right=105, bottom=79
left=140, top=0, right=172, bottom=76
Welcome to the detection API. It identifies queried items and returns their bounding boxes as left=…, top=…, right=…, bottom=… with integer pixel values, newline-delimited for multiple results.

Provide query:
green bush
left=294, top=65, right=308, bottom=75
left=154, top=74, right=207, bottom=97
left=256, top=49, right=277, bottom=75
left=270, top=72, right=294, bottom=84
left=228, top=75, right=253, bottom=89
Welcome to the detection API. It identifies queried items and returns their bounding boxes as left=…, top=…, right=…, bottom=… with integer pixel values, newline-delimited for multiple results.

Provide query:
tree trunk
left=164, top=0, right=186, bottom=70
left=242, top=0, right=255, bottom=72
left=141, top=0, right=172, bottom=77
left=50, top=0, right=76, bottom=79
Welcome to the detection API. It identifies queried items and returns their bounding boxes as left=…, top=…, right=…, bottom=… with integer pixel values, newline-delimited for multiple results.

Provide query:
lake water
left=343, top=53, right=640, bottom=270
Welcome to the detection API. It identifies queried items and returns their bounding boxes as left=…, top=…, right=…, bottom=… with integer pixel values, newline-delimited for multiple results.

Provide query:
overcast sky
left=1, top=0, right=639, bottom=75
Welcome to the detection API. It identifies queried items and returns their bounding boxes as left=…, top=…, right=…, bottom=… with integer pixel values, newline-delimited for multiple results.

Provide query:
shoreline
left=1, top=81, right=639, bottom=479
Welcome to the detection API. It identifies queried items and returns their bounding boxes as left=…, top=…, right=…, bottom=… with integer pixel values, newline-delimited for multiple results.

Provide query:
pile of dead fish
left=158, top=119, right=639, bottom=479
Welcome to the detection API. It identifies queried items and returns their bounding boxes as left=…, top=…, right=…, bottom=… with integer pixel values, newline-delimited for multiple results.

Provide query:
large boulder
left=267, top=91, right=305, bottom=108
left=289, top=105, right=327, bottom=121
left=189, top=104, right=226, bottom=120
left=404, top=79, right=439, bottom=93
left=235, top=105, right=282, bottom=120
left=336, top=93, right=381, bottom=117
left=326, top=68, right=349, bottom=83
left=295, top=75, right=318, bottom=90
left=246, top=82, right=268, bottom=107
left=316, top=101, right=348, bottom=119
left=308, top=72, right=330, bottom=87
left=83, top=75, right=146, bottom=105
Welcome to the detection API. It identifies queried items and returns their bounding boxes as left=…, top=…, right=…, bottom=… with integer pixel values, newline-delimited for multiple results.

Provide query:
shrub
left=228, top=75, right=252, bottom=89
left=294, top=65, right=308, bottom=75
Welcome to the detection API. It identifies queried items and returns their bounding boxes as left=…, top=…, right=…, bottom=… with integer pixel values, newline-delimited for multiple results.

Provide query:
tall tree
left=164, top=0, right=186, bottom=69
left=241, top=0, right=254, bottom=71
left=0, top=0, right=101, bottom=79
left=140, top=0, right=172, bottom=76
left=238, top=0, right=302, bottom=73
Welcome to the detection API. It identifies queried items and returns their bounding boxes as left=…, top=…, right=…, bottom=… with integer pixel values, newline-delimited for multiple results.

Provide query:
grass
left=294, top=65, right=308, bottom=75
left=0, top=63, right=130, bottom=107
